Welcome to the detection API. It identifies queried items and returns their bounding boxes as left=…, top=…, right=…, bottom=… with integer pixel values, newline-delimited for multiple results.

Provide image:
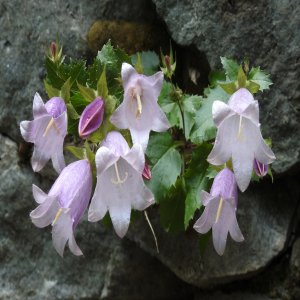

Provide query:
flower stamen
left=43, top=118, right=60, bottom=136
left=237, top=116, right=243, bottom=140
left=111, top=162, right=128, bottom=184
left=52, top=208, right=63, bottom=226
left=136, top=93, right=142, bottom=118
left=215, top=197, right=223, bottom=223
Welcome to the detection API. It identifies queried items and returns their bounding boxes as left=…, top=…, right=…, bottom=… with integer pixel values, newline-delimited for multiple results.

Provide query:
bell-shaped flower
left=88, top=131, right=154, bottom=238
left=193, top=168, right=244, bottom=255
left=20, top=93, right=67, bottom=173
left=78, top=97, right=105, bottom=138
left=30, top=159, right=93, bottom=256
left=110, top=63, right=170, bottom=150
left=207, top=88, right=275, bottom=192
left=253, top=158, right=268, bottom=177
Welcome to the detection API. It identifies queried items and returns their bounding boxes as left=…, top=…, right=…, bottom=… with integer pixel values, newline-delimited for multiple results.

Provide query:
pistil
left=215, top=197, right=223, bottom=223
left=111, top=162, right=128, bottom=184
left=237, top=116, right=243, bottom=139
left=43, top=118, right=60, bottom=137
left=136, top=94, right=142, bottom=118
left=52, top=208, right=63, bottom=226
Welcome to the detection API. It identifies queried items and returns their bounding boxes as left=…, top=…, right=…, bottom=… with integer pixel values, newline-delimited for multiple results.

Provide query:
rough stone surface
left=152, top=0, right=300, bottom=175
left=128, top=177, right=300, bottom=288
left=0, top=134, right=193, bottom=300
left=0, top=0, right=158, bottom=142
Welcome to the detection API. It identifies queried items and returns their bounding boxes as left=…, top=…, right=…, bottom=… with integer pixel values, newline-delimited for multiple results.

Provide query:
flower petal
left=95, top=147, right=119, bottom=177
left=142, top=71, right=164, bottom=99
left=30, top=195, right=59, bottom=228
left=228, top=88, right=255, bottom=114
left=51, top=144, right=66, bottom=174
left=207, top=115, right=238, bottom=165
left=33, top=93, right=48, bottom=118
left=20, top=120, right=35, bottom=143
left=88, top=183, right=108, bottom=222
left=229, top=214, right=244, bottom=242
left=242, top=101, right=260, bottom=126
left=110, top=103, right=129, bottom=130
left=52, top=211, right=82, bottom=257
left=123, top=143, right=145, bottom=173
left=212, top=101, right=234, bottom=127
left=101, top=131, right=130, bottom=157
left=121, top=63, right=137, bottom=90
left=32, top=184, right=48, bottom=204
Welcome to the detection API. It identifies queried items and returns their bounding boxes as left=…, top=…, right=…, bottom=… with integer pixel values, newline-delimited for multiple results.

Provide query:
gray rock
left=0, top=133, right=193, bottom=299
left=152, top=0, right=300, bottom=175
left=128, top=177, right=300, bottom=288
left=195, top=291, right=274, bottom=300
left=0, top=0, right=158, bottom=142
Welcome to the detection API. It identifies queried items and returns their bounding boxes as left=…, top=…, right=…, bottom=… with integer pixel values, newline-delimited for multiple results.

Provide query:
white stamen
left=136, top=93, right=142, bottom=118
left=111, top=162, right=128, bottom=184
left=52, top=208, right=63, bottom=226
left=215, top=197, right=223, bottom=223
left=43, top=118, right=60, bottom=136
left=237, top=116, right=243, bottom=139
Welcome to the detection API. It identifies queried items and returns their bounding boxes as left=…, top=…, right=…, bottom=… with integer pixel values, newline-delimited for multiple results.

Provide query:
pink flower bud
left=50, top=42, right=57, bottom=57
left=78, top=97, right=105, bottom=139
left=142, top=162, right=152, bottom=180
left=253, top=159, right=268, bottom=177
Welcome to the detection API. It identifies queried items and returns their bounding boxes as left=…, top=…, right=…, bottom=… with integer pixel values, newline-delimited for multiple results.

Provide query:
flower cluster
left=194, top=88, right=275, bottom=255
left=20, top=42, right=276, bottom=257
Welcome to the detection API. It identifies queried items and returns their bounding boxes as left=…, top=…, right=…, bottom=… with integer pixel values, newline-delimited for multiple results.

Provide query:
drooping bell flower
left=142, top=162, right=152, bottom=180
left=20, top=93, right=67, bottom=173
left=78, top=97, right=105, bottom=138
left=253, top=159, right=268, bottom=177
left=110, top=63, right=170, bottom=151
left=88, top=131, right=154, bottom=238
left=193, top=168, right=244, bottom=256
left=30, top=159, right=92, bottom=256
left=207, top=88, right=275, bottom=192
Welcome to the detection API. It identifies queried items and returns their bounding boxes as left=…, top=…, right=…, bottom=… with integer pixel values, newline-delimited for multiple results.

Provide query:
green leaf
left=131, top=51, right=160, bottom=75
left=60, top=78, right=71, bottom=102
left=146, top=132, right=182, bottom=202
left=77, top=82, right=96, bottom=102
left=70, top=92, right=90, bottom=114
left=44, top=80, right=60, bottom=98
left=65, top=145, right=85, bottom=159
left=97, top=66, right=109, bottom=99
left=208, top=70, right=226, bottom=86
left=219, top=81, right=237, bottom=94
left=88, top=119, right=114, bottom=143
left=249, top=67, right=272, bottom=91
left=104, top=95, right=117, bottom=116
left=159, top=179, right=185, bottom=233
left=190, top=86, right=230, bottom=144
left=158, top=81, right=183, bottom=128
left=237, top=66, right=247, bottom=88
left=184, top=143, right=212, bottom=229
left=220, top=57, right=240, bottom=81
left=246, top=80, right=260, bottom=94
left=182, top=95, right=202, bottom=139
left=66, top=103, right=80, bottom=120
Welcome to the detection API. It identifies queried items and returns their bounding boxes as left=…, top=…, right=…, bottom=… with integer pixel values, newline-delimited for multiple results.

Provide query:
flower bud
left=253, top=159, right=268, bottom=177
left=78, top=97, right=105, bottom=138
left=50, top=42, right=57, bottom=57
left=164, top=55, right=171, bottom=71
left=142, top=162, right=152, bottom=180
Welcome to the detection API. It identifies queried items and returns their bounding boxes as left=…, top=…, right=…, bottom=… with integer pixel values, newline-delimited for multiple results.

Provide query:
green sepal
left=60, top=78, right=71, bottom=102
left=237, top=66, right=247, bottom=88
left=246, top=80, right=260, bottom=94
left=77, top=82, right=96, bottom=102
left=44, top=80, right=60, bottom=98
left=65, top=145, right=86, bottom=160
left=66, top=103, right=80, bottom=120
left=97, top=65, right=109, bottom=99
left=219, top=81, right=237, bottom=94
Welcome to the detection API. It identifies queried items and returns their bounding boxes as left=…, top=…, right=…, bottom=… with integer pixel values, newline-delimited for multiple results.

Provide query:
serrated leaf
left=208, top=70, right=226, bottom=86
left=158, top=81, right=183, bottom=128
left=159, top=179, right=185, bottom=233
left=146, top=132, right=182, bottom=202
left=131, top=51, right=160, bottom=75
left=184, top=143, right=212, bottom=229
left=77, top=82, right=96, bottom=102
left=220, top=57, right=240, bottom=81
left=70, top=92, right=90, bottom=114
left=60, top=78, right=71, bottom=102
left=249, top=67, right=272, bottom=91
left=65, top=145, right=85, bottom=159
left=97, top=66, right=108, bottom=99
left=182, top=95, right=202, bottom=139
left=44, top=80, right=60, bottom=98
left=190, top=86, right=230, bottom=144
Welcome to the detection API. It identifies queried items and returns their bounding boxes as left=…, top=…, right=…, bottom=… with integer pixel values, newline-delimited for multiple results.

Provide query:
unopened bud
left=78, top=97, right=105, bottom=139
left=142, top=162, right=152, bottom=180
left=253, top=159, right=268, bottom=177
left=50, top=42, right=57, bottom=57
left=165, top=55, right=171, bottom=71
